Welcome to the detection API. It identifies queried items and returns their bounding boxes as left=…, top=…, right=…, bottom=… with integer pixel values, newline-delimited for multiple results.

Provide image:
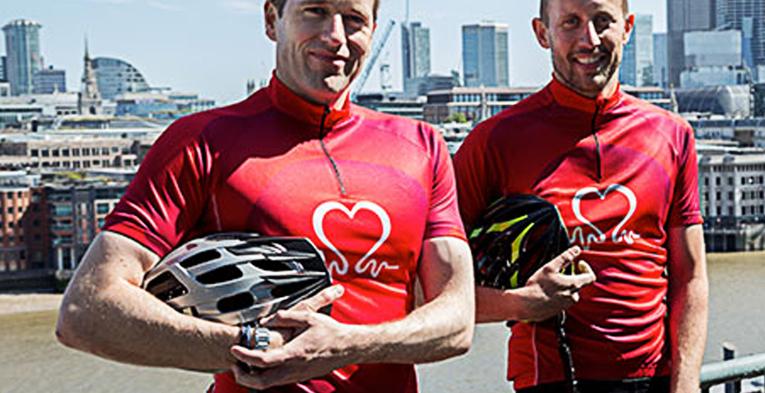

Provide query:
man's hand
left=516, top=246, right=596, bottom=322
left=230, top=284, right=353, bottom=389
left=476, top=246, right=597, bottom=323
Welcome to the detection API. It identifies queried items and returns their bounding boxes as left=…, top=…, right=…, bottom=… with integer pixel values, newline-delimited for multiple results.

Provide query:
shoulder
left=352, top=104, right=446, bottom=156
left=464, top=88, right=553, bottom=149
left=620, top=94, right=695, bottom=144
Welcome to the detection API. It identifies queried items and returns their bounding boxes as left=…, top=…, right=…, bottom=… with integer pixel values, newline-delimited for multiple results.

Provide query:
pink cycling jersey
left=104, top=74, right=466, bottom=393
left=454, top=77, right=703, bottom=388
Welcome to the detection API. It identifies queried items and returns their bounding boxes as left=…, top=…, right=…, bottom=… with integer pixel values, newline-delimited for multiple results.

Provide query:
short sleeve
left=453, top=124, right=495, bottom=231
left=667, top=124, right=703, bottom=228
left=103, top=116, right=214, bottom=256
left=423, top=126, right=467, bottom=241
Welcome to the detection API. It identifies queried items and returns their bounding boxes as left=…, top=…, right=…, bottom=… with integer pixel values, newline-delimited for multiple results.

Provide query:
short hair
left=268, top=0, right=380, bottom=20
left=539, top=0, right=629, bottom=24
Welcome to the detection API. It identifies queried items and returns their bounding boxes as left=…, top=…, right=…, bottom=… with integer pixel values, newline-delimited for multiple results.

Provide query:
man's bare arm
left=667, top=225, right=708, bottom=393
left=475, top=246, right=596, bottom=323
left=55, top=231, right=243, bottom=371
left=230, top=236, right=475, bottom=389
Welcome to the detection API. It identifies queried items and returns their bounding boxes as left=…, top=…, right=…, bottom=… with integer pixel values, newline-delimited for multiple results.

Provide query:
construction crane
left=352, top=20, right=396, bottom=101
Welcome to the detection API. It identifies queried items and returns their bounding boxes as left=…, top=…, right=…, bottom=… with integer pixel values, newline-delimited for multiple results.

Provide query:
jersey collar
left=267, top=73, right=353, bottom=129
left=548, top=75, right=623, bottom=114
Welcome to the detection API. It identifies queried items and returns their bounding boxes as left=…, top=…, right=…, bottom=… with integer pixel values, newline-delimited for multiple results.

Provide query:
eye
left=344, top=13, right=367, bottom=28
left=593, top=15, right=614, bottom=31
left=305, top=6, right=328, bottom=17
left=562, top=17, right=579, bottom=28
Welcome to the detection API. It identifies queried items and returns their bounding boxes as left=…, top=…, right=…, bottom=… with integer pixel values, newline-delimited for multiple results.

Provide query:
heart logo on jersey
left=312, top=201, right=399, bottom=278
left=570, top=184, right=641, bottom=248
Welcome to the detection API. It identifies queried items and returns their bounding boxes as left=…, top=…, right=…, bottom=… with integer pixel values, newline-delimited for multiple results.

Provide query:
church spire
left=79, top=35, right=102, bottom=115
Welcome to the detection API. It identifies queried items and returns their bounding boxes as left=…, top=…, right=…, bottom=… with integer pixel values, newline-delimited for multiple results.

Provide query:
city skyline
left=6, top=0, right=666, bottom=104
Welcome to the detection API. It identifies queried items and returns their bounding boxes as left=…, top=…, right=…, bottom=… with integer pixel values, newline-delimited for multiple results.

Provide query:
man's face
left=265, top=0, right=376, bottom=105
left=533, top=0, right=633, bottom=97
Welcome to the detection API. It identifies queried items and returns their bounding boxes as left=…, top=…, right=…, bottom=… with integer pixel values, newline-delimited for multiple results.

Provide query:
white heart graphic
left=312, top=201, right=398, bottom=278
left=571, top=184, right=640, bottom=247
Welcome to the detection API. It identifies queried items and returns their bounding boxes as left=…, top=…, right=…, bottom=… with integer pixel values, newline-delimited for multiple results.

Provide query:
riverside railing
left=701, top=344, right=765, bottom=393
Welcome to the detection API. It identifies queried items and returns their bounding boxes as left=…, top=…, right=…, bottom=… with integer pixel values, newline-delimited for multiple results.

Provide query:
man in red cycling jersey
left=454, top=0, right=708, bottom=392
left=56, top=0, right=475, bottom=392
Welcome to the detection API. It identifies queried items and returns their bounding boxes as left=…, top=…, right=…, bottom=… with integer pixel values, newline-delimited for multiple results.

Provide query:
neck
left=553, top=71, right=620, bottom=100
left=275, top=69, right=350, bottom=111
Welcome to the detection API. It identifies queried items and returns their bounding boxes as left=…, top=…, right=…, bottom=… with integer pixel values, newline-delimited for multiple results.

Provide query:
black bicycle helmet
left=142, top=232, right=331, bottom=325
left=469, top=194, right=571, bottom=290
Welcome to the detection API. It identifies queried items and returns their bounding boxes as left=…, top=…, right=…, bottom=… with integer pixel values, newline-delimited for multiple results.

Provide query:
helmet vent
left=217, top=292, right=254, bottom=313
left=250, top=259, right=295, bottom=272
left=180, top=249, right=221, bottom=269
left=145, top=271, right=188, bottom=301
left=197, top=265, right=243, bottom=284
left=272, top=279, right=318, bottom=299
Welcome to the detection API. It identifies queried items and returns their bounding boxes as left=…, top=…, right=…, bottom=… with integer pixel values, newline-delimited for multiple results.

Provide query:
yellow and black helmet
left=469, top=194, right=570, bottom=290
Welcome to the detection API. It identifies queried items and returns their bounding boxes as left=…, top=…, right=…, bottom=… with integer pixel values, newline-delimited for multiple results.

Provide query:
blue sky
left=5, top=0, right=666, bottom=104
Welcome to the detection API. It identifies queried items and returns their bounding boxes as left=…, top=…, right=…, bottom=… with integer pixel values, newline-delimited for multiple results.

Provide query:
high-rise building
left=462, top=22, right=509, bottom=88
left=32, top=66, right=66, bottom=94
left=620, top=14, right=654, bottom=87
left=716, top=0, right=765, bottom=68
left=2, top=19, right=44, bottom=96
left=401, top=22, right=431, bottom=97
left=667, top=0, right=715, bottom=86
left=680, top=30, right=749, bottom=88
left=0, top=56, right=6, bottom=82
left=92, top=57, right=151, bottom=100
left=653, top=33, right=669, bottom=88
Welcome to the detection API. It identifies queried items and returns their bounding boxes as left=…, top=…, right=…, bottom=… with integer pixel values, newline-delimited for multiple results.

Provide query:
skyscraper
left=0, top=56, right=6, bottom=82
left=653, top=33, right=668, bottom=88
left=2, top=19, right=43, bottom=96
left=32, top=66, right=66, bottom=94
left=667, top=0, right=715, bottom=86
left=716, top=0, right=765, bottom=69
left=619, top=14, right=654, bottom=87
left=462, top=22, right=509, bottom=88
left=401, top=21, right=431, bottom=97
left=92, top=57, right=151, bottom=99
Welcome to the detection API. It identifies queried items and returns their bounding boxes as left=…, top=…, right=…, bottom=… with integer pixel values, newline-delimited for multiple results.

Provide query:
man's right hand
left=515, top=246, right=596, bottom=322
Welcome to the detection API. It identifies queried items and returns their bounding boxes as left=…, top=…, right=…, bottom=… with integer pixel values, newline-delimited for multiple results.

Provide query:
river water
left=1, top=253, right=763, bottom=393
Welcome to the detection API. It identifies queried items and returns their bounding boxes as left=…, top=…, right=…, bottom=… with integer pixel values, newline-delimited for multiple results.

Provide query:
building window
left=31, top=149, right=39, bottom=157
left=716, top=177, right=721, bottom=186
left=729, top=177, right=734, bottom=186
left=41, top=149, right=49, bottom=157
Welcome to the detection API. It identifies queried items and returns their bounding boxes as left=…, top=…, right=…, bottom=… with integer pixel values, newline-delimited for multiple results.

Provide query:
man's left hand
left=230, top=309, right=358, bottom=389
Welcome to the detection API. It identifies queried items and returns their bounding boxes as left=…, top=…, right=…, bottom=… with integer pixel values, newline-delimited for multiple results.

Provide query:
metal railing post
left=724, top=343, right=742, bottom=393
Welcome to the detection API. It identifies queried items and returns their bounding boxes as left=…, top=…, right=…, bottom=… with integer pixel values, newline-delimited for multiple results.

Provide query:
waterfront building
left=0, top=134, right=140, bottom=171
left=698, top=146, right=765, bottom=251
left=401, top=21, right=431, bottom=97
left=667, top=0, right=716, bottom=86
left=424, top=85, right=671, bottom=124
left=691, top=117, right=765, bottom=148
left=0, top=92, right=80, bottom=129
left=462, top=22, right=509, bottom=88
left=2, top=19, right=43, bottom=96
left=676, top=86, right=752, bottom=118
left=716, top=0, right=765, bottom=69
left=32, top=66, right=66, bottom=94
left=92, top=57, right=151, bottom=100
left=0, top=171, right=38, bottom=272
left=653, top=33, right=669, bottom=88
left=355, top=93, right=425, bottom=120
left=620, top=14, right=654, bottom=87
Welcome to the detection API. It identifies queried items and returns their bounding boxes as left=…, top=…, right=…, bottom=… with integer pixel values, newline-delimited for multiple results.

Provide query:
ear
left=264, top=1, right=278, bottom=42
left=532, top=18, right=551, bottom=49
left=623, top=14, right=635, bottom=44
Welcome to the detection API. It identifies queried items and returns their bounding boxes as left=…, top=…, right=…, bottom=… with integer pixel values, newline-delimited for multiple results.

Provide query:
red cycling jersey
left=454, top=77, right=702, bottom=389
left=103, top=75, right=466, bottom=393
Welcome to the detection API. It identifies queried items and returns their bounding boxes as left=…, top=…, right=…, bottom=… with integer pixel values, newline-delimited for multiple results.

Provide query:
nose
left=580, top=21, right=601, bottom=47
left=323, top=13, right=347, bottom=47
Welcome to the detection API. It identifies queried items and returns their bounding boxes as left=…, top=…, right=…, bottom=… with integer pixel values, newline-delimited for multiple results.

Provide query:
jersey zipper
left=590, top=104, right=603, bottom=183
left=318, top=106, right=348, bottom=196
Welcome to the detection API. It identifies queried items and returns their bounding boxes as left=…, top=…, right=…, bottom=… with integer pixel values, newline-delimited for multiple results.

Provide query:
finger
left=231, top=345, right=291, bottom=368
left=571, top=292, right=581, bottom=303
left=544, top=246, right=581, bottom=272
left=263, top=310, right=315, bottom=329
left=288, top=284, right=344, bottom=313
left=232, top=364, right=267, bottom=390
